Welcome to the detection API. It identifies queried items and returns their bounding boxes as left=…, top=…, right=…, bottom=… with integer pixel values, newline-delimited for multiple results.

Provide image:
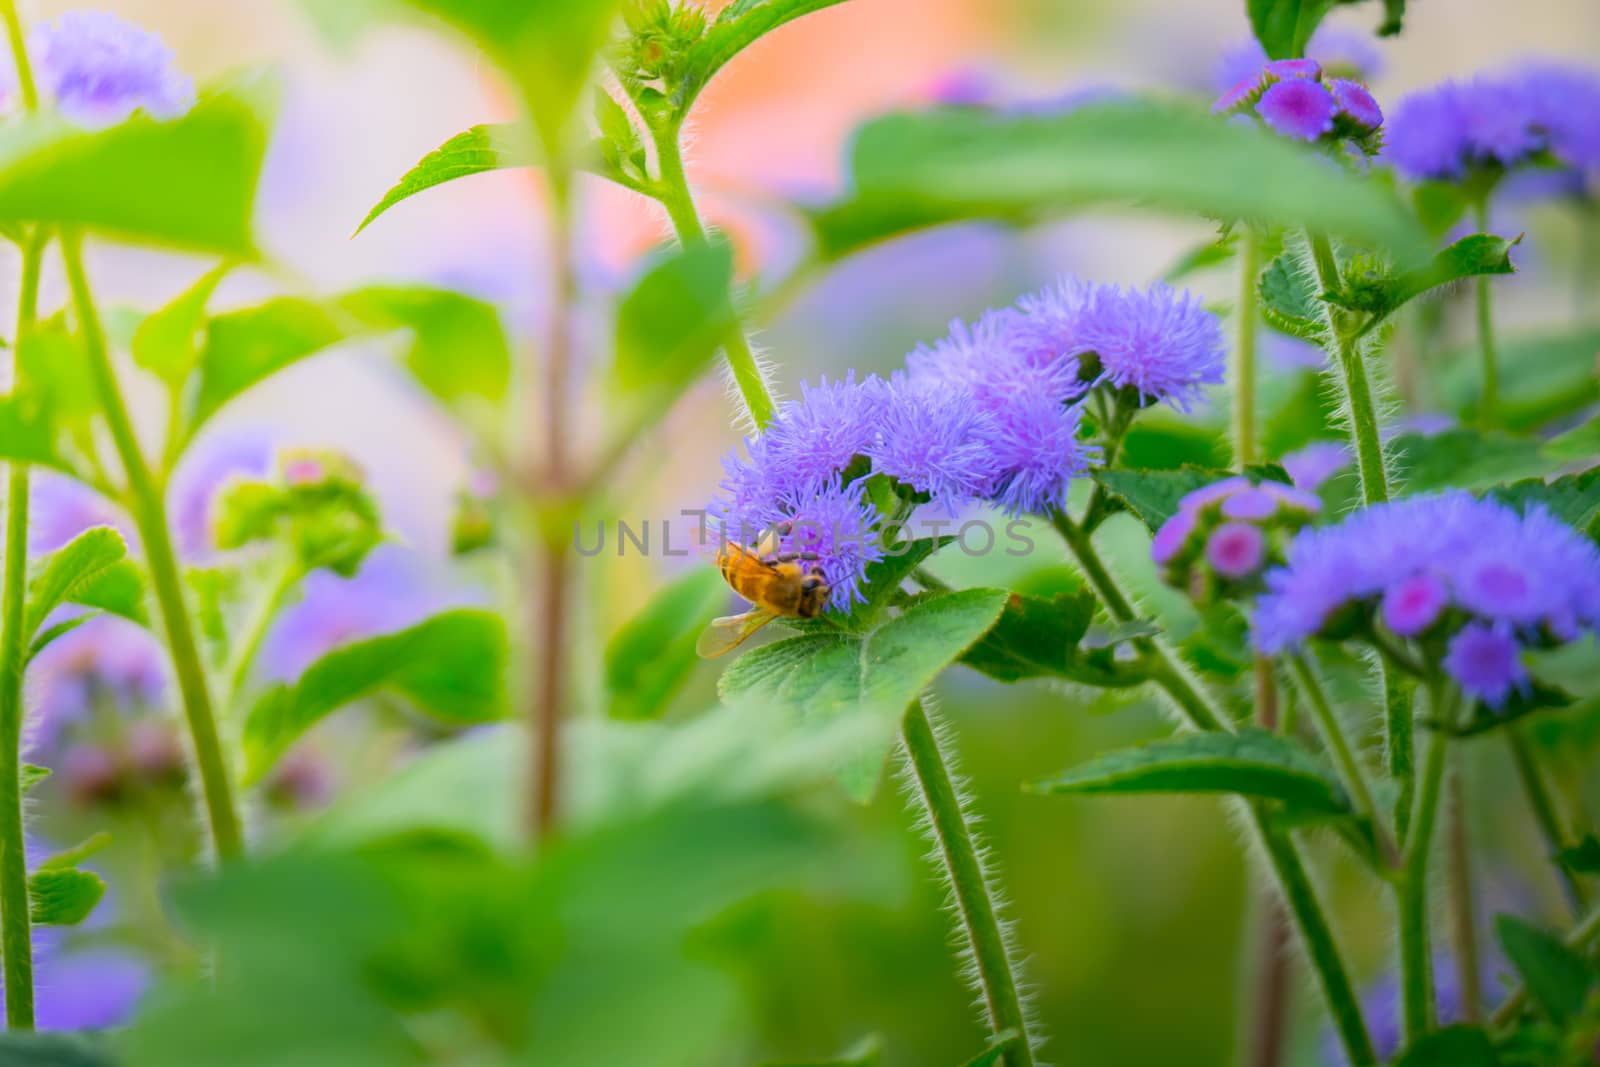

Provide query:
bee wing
left=696, top=608, right=779, bottom=659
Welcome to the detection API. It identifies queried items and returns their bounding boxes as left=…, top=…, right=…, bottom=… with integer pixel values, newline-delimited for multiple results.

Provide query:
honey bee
left=695, top=526, right=830, bottom=659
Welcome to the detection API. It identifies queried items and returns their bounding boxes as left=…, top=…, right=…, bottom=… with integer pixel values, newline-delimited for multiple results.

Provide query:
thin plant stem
left=0, top=0, right=36, bottom=113
left=1048, top=515, right=1375, bottom=1065
left=1473, top=201, right=1499, bottom=428
left=900, top=699, right=1036, bottom=1067
left=221, top=559, right=300, bottom=713
left=60, top=230, right=244, bottom=861
left=1446, top=762, right=1483, bottom=1022
left=1398, top=691, right=1453, bottom=1043
left=1506, top=725, right=1590, bottom=915
left=0, top=225, right=45, bottom=1029
left=1233, top=228, right=1262, bottom=469
left=653, top=121, right=776, bottom=429
left=1491, top=898, right=1600, bottom=1031
left=1288, top=653, right=1396, bottom=866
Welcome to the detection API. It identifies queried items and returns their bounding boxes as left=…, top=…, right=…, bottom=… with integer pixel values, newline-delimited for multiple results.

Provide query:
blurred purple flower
left=1214, top=27, right=1384, bottom=93
left=1281, top=441, right=1351, bottom=491
left=1207, top=523, right=1266, bottom=578
left=1444, top=622, right=1529, bottom=707
left=169, top=426, right=276, bottom=560
left=1151, top=474, right=1317, bottom=591
left=28, top=474, right=127, bottom=555
left=25, top=617, right=167, bottom=756
left=25, top=11, right=194, bottom=128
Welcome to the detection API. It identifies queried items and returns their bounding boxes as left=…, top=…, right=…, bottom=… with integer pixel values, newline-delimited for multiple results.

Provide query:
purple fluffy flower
left=1151, top=507, right=1200, bottom=566
left=27, top=11, right=194, bottom=128
left=778, top=478, right=885, bottom=610
left=868, top=374, right=1003, bottom=510
left=1330, top=78, right=1383, bottom=130
left=1282, top=441, right=1351, bottom=492
left=0, top=928, right=146, bottom=1031
left=1258, top=78, right=1339, bottom=140
left=1444, top=623, right=1528, bottom=708
left=25, top=617, right=167, bottom=756
left=1265, top=58, right=1322, bottom=81
left=1381, top=573, right=1449, bottom=636
left=1221, top=488, right=1280, bottom=521
left=1207, top=523, right=1266, bottom=579
left=985, top=392, right=1094, bottom=517
left=169, top=426, right=276, bottom=560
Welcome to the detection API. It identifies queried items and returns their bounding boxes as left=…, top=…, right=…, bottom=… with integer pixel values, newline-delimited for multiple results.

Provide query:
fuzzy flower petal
left=1281, top=441, right=1351, bottom=492
left=29, top=11, right=195, bottom=128
left=1207, top=523, right=1266, bottom=579
left=869, top=374, right=1003, bottom=509
left=779, top=479, right=885, bottom=610
left=1381, top=573, right=1449, bottom=636
left=1331, top=78, right=1383, bottom=130
left=1257, top=78, right=1339, bottom=141
left=1443, top=623, right=1527, bottom=708
left=1052, top=280, right=1227, bottom=410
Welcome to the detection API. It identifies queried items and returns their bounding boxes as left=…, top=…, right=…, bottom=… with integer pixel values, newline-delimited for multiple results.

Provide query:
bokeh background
left=11, top=0, right=1600, bottom=1063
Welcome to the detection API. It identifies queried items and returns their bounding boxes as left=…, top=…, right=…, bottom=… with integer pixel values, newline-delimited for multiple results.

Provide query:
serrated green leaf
left=680, top=0, right=851, bottom=113
left=605, top=567, right=729, bottom=722
left=24, top=527, right=130, bottom=639
left=1248, top=0, right=1339, bottom=59
left=184, top=297, right=345, bottom=443
left=1496, top=914, right=1593, bottom=1025
left=337, top=285, right=512, bottom=413
left=353, top=123, right=533, bottom=236
left=1091, top=465, right=1290, bottom=533
left=0, top=1031, right=115, bottom=1066
left=243, top=609, right=508, bottom=784
left=1392, top=428, right=1554, bottom=494
left=718, top=588, right=1007, bottom=801
left=0, top=83, right=270, bottom=255
left=1258, top=252, right=1327, bottom=342
left=1486, top=469, right=1600, bottom=540
left=27, top=866, right=104, bottom=926
left=611, top=239, right=737, bottom=402
left=815, top=101, right=1426, bottom=264
left=1393, top=1025, right=1500, bottom=1067
left=1026, top=728, right=1349, bottom=815
left=1330, top=233, right=1517, bottom=320
left=131, top=262, right=233, bottom=388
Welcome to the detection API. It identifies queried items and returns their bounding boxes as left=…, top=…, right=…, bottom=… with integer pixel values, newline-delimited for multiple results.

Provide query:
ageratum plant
left=0, top=2, right=1595, bottom=1066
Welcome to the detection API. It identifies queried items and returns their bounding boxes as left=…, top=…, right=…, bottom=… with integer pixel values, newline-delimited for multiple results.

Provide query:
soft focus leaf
left=1258, top=252, right=1327, bottom=343
left=27, top=866, right=105, bottom=926
left=243, top=609, right=508, bottom=783
left=0, top=1032, right=115, bottom=1066
left=605, top=567, right=729, bottom=721
left=1557, top=833, right=1600, bottom=874
left=1393, top=1026, right=1500, bottom=1067
left=611, top=239, right=737, bottom=401
left=1162, top=232, right=1238, bottom=281
left=816, top=102, right=1427, bottom=263
left=1247, top=0, right=1338, bottom=59
left=1495, top=914, right=1593, bottom=1024
left=131, top=262, right=233, bottom=388
left=1392, top=428, right=1554, bottom=493
left=1092, top=465, right=1289, bottom=533
left=761, top=1035, right=883, bottom=1067
left=353, top=123, right=533, bottom=235
left=184, top=297, right=345, bottom=443
left=718, top=588, right=1007, bottom=800
left=1026, top=729, right=1350, bottom=814
left=959, top=1033, right=1021, bottom=1067
left=1545, top=415, right=1600, bottom=465
left=838, top=536, right=953, bottom=632
left=960, top=590, right=1131, bottom=686
left=24, top=527, right=133, bottom=638
left=338, top=285, right=512, bottom=413
left=1330, top=233, right=1518, bottom=320
left=20, top=764, right=49, bottom=793
left=681, top=0, right=852, bottom=112
left=1438, top=328, right=1600, bottom=432
left=0, top=84, right=270, bottom=255
left=17, top=316, right=95, bottom=429
left=0, top=391, right=65, bottom=469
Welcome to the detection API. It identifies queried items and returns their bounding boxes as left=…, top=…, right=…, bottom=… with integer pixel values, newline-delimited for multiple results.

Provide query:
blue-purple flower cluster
left=1213, top=58, right=1384, bottom=151
left=1254, top=492, right=1600, bottom=707
left=4, top=11, right=193, bottom=127
left=1151, top=476, right=1323, bottom=600
left=712, top=277, right=1225, bottom=609
left=1385, top=63, right=1600, bottom=183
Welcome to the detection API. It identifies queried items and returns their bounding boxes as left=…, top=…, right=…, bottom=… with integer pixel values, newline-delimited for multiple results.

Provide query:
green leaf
left=718, top=588, right=1008, bottom=801
left=681, top=0, right=851, bottom=112
left=1413, top=181, right=1470, bottom=237
left=17, top=316, right=95, bottom=430
left=1330, top=233, right=1518, bottom=320
left=610, top=239, right=737, bottom=401
left=1393, top=1026, right=1500, bottom=1067
left=1091, top=465, right=1289, bottom=533
left=20, top=764, right=49, bottom=793
left=1162, top=232, right=1238, bottom=281
left=1487, top=468, right=1600, bottom=541
left=0, top=83, right=271, bottom=255
left=24, top=527, right=131, bottom=639
left=1495, top=913, right=1594, bottom=1025
left=1438, top=328, right=1600, bottom=433
left=1248, top=0, right=1338, bottom=59
left=242, top=609, right=508, bottom=783
left=1258, top=252, right=1327, bottom=343
left=69, top=560, right=149, bottom=627
left=818, top=101, right=1426, bottom=263
left=604, top=568, right=729, bottom=722
left=1546, top=415, right=1600, bottom=465
left=131, top=262, right=233, bottom=388
left=960, top=590, right=1130, bottom=686
left=1026, top=729, right=1350, bottom=815
left=0, top=390, right=65, bottom=469
left=337, top=285, right=512, bottom=412
left=0, top=1031, right=115, bottom=1066
left=184, top=297, right=345, bottom=443
left=353, top=123, right=533, bottom=236
left=27, top=866, right=105, bottom=926
left=960, top=1032, right=1020, bottom=1067
left=836, top=536, right=953, bottom=632
left=1392, top=428, right=1554, bottom=494
left=1556, top=833, right=1600, bottom=875
left=39, top=832, right=112, bottom=871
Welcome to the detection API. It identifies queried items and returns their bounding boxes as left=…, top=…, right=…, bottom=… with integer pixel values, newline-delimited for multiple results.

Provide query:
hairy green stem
left=1288, top=653, right=1394, bottom=865
left=0, top=226, right=45, bottom=1029
left=653, top=122, right=776, bottom=429
left=1507, top=725, right=1589, bottom=915
left=1446, top=764, right=1483, bottom=1022
left=901, top=699, right=1036, bottom=1066
left=61, top=231, right=243, bottom=861
left=1049, top=516, right=1374, bottom=1064
left=1398, top=701, right=1452, bottom=1043
left=1473, top=201, right=1499, bottom=427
